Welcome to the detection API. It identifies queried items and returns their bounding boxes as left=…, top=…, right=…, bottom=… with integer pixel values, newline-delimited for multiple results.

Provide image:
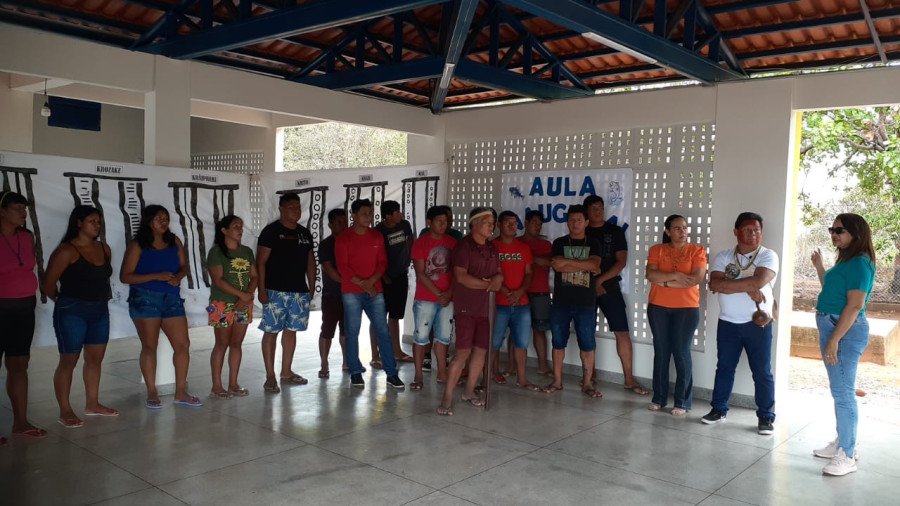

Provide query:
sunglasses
left=828, top=227, right=848, bottom=235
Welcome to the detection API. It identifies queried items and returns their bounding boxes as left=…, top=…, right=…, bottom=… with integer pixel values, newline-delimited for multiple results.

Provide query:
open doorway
left=788, top=105, right=900, bottom=408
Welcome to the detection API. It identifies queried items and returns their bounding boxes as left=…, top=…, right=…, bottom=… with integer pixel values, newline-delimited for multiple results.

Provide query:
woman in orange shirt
left=645, top=215, right=707, bottom=416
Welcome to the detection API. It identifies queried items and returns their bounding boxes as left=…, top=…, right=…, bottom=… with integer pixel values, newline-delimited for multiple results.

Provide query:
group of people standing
left=0, top=189, right=878, bottom=478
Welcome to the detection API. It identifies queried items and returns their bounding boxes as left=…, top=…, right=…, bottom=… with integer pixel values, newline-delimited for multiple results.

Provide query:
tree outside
left=281, top=122, right=407, bottom=171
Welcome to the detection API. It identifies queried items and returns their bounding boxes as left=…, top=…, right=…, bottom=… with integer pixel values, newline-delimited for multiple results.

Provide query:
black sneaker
left=700, top=409, right=726, bottom=424
left=422, top=358, right=432, bottom=372
left=758, top=417, right=774, bottom=435
left=350, top=373, right=365, bottom=389
left=386, top=375, right=406, bottom=390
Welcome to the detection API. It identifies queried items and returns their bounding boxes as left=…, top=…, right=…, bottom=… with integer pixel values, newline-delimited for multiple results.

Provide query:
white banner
left=500, top=168, right=633, bottom=286
left=258, top=163, right=448, bottom=309
left=1, top=151, right=251, bottom=347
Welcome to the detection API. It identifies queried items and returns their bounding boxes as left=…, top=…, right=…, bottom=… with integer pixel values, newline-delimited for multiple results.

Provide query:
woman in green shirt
left=810, top=213, right=876, bottom=477
left=207, top=215, right=258, bottom=399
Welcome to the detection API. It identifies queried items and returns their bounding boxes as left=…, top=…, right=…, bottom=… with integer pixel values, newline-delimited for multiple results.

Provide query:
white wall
left=191, top=117, right=269, bottom=154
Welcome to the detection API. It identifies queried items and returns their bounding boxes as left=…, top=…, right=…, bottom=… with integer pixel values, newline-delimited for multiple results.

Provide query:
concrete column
left=0, top=82, right=34, bottom=153
left=703, top=79, right=797, bottom=402
left=144, top=57, right=191, bottom=168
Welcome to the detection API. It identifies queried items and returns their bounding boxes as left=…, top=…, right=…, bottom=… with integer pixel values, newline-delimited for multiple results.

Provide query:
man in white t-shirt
left=702, top=212, right=778, bottom=436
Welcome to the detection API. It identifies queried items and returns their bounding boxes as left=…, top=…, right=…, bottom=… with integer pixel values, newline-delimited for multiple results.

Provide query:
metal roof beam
left=859, top=0, right=888, bottom=64
left=737, top=34, right=900, bottom=61
left=295, top=57, right=445, bottom=91
left=454, top=60, right=595, bottom=100
left=723, top=7, right=900, bottom=39
left=431, top=0, right=479, bottom=113
left=501, top=0, right=744, bottom=83
left=137, top=0, right=447, bottom=59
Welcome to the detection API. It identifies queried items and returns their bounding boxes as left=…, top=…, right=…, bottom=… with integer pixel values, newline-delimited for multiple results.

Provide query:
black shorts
left=596, top=285, right=629, bottom=332
left=382, top=274, right=409, bottom=320
left=319, top=293, right=344, bottom=339
left=0, top=296, right=36, bottom=357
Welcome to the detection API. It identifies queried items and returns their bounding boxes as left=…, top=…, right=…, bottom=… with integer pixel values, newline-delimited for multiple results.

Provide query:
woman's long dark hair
left=835, top=213, right=876, bottom=264
left=214, top=215, right=242, bottom=259
left=662, top=214, right=685, bottom=244
left=61, top=205, right=103, bottom=244
left=135, top=205, right=176, bottom=249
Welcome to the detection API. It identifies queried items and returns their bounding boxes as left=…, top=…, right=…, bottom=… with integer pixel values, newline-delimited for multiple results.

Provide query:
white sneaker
left=814, top=438, right=860, bottom=459
left=822, top=448, right=857, bottom=476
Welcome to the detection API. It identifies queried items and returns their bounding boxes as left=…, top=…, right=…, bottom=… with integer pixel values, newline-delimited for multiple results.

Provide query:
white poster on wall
left=258, top=163, right=448, bottom=309
left=500, top=168, right=633, bottom=286
left=1, top=151, right=251, bottom=347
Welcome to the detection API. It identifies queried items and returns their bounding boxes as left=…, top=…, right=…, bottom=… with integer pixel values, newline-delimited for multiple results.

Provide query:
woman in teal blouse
left=810, top=213, right=876, bottom=477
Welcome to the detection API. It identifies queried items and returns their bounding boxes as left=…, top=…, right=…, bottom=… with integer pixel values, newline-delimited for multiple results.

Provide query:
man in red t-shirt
left=335, top=199, right=405, bottom=391
left=491, top=211, right=539, bottom=391
left=409, top=206, right=457, bottom=390
left=519, top=210, right=553, bottom=376
left=437, top=207, right=502, bottom=416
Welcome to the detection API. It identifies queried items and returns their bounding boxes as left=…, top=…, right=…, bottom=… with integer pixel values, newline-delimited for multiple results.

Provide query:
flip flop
left=542, top=383, right=564, bottom=394
left=58, top=417, right=84, bottom=428
left=436, top=405, right=454, bottom=416
left=624, top=383, right=649, bottom=396
left=537, top=370, right=554, bottom=377
left=396, top=354, right=415, bottom=363
left=409, top=381, right=424, bottom=390
left=671, top=407, right=688, bottom=417
left=492, top=373, right=507, bottom=385
left=84, top=407, right=119, bottom=417
left=280, top=374, right=309, bottom=385
left=145, top=399, right=163, bottom=410
left=369, top=360, right=383, bottom=370
left=209, top=391, right=233, bottom=400
left=647, top=402, right=661, bottom=411
left=517, top=383, right=541, bottom=392
left=173, top=396, right=203, bottom=408
left=581, top=387, right=603, bottom=399
left=263, top=380, right=281, bottom=394
left=12, top=427, right=48, bottom=439
left=318, top=369, right=330, bottom=379
left=228, top=387, right=250, bottom=397
left=461, top=395, right=485, bottom=408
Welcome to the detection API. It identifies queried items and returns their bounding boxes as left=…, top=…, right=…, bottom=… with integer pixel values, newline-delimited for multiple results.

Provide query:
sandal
left=410, top=381, right=424, bottom=390
left=263, top=379, right=281, bottom=394
left=228, top=387, right=250, bottom=397
left=648, top=402, right=662, bottom=411
left=12, top=427, right=48, bottom=439
left=369, top=360, right=383, bottom=370
left=58, top=417, right=84, bottom=428
left=461, top=395, right=485, bottom=408
left=581, top=387, right=603, bottom=399
left=436, top=405, right=454, bottom=416
left=280, top=374, right=309, bottom=385
left=174, top=396, right=203, bottom=408
left=396, top=354, right=415, bottom=363
left=542, top=383, right=564, bottom=394
left=671, top=407, right=688, bottom=417
left=492, top=373, right=507, bottom=385
left=84, top=406, right=119, bottom=417
left=517, top=382, right=541, bottom=392
left=209, top=391, right=233, bottom=400
left=624, top=383, right=649, bottom=396
left=145, top=398, right=163, bottom=410
left=318, top=369, right=330, bottom=379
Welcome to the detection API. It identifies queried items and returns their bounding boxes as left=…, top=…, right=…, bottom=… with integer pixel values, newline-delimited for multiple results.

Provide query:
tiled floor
left=2, top=320, right=899, bottom=505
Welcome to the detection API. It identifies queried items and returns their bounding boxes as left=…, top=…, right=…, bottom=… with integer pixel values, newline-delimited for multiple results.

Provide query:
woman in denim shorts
left=44, top=206, right=119, bottom=428
left=120, top=205, right=200, bottom=409
left=206, top=215, right=257, bottom=399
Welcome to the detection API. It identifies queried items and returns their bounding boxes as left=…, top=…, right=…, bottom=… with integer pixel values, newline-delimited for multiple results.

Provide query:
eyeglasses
left=828, top=227, right=847, bottom=235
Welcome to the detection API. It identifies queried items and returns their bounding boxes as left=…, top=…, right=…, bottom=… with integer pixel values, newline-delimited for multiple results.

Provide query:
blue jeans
left=817, top=312, right=869, bottom=456
left=492, top=305, right=532, bottom=350
left=342, top=292, right=398, bottom=376
left=550, top=304, right=597, bottom=352
left=711, top=319, right=776, bottom=420
left=648, top=305, right=699, bottom=410
left=53, top=297, right=110, bottom=354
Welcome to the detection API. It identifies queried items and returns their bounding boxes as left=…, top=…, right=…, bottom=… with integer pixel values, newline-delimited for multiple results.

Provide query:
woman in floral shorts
left=207, top=215, right=258, bottom=399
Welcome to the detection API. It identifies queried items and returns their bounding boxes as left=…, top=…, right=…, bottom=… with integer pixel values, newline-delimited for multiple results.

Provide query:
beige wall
left=191, top=117, right=269, bottom=154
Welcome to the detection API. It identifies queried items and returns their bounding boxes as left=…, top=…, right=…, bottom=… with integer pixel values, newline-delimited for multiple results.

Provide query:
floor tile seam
left=434, top=445, right=547, bottom=491
left=84, top=485, right=189, bottom=506
left=707, top=449, right=777, bottom=500
left=611, top=412, right=789, bottom=452
left=58, top=436, right=158, bottom=493
left=306, top=409, right=423, bottom=445
left=153, top=444, right=307, bottom=488
left=304, top=441, right=444, bottom=492
left=431, top=413, right=555, bottom=448
left=542, top=446, right=718, bottom=495
left=535, top=419, right=614, bottom=449
left=198, top=402, right=315, bottom=445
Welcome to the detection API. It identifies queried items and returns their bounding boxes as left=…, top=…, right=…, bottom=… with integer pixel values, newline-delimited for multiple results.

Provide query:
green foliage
left=282, top=122, right=407, bottom=171
left=799, top=106, right=900, bottom=247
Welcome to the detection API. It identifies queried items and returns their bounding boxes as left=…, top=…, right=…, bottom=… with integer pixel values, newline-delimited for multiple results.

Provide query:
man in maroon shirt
left=437, top=207, right=502, bottom=416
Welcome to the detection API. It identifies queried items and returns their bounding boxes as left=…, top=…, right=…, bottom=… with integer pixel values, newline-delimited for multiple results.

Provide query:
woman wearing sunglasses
left=810, top=214, right=876, bottom=476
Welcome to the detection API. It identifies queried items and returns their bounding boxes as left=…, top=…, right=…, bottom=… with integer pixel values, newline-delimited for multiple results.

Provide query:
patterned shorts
left=258, top=290, right=310, bottom=333
left=207, top=300, right=253, bottom=329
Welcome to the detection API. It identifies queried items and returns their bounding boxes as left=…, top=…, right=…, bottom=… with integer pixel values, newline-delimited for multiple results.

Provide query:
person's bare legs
left=412, top=343, right=425, bottom=385
left=54, top=353, right=81, bottom=424
left=134, top=318, right=162, bottom=402
left=368, top=326, right=381, bottom=367
left=434, top=341, right=449, bottom=383
left=160, top=316, right=193, bottom=401
left=614, top=330, right=645, bottom=391
left=210, top=327, right=230, bottom=394
left=6, top=354, right=41, bottom=433
left=439, top=348, right=472, bottom=413
left=279, top=330, right=297, bottom=379
left=533, top=329, right=550, bottom=374
left=83, top=344, right=113, bottom=413
left=227, top=324, right=248, bottom=391
left=546, top=348, right=565, bottom=391
left=388, top=317, right=409, bottom=360
left=513, top=347, right=534, bottom=387
left=261, top=331, right=279, bottom=389
left=463, top=347, right=487, bottom=401
left=581, top=350, right=598, bottom=391
left=319, top=337, right=332, bottom=374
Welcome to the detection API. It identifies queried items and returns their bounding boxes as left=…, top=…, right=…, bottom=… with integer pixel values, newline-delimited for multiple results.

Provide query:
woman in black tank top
left=43, top=206, right=118, bottom=428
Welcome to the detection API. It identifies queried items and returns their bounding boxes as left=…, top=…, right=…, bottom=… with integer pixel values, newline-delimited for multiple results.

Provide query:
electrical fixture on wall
left=40, top=79, right=51, bottom=118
